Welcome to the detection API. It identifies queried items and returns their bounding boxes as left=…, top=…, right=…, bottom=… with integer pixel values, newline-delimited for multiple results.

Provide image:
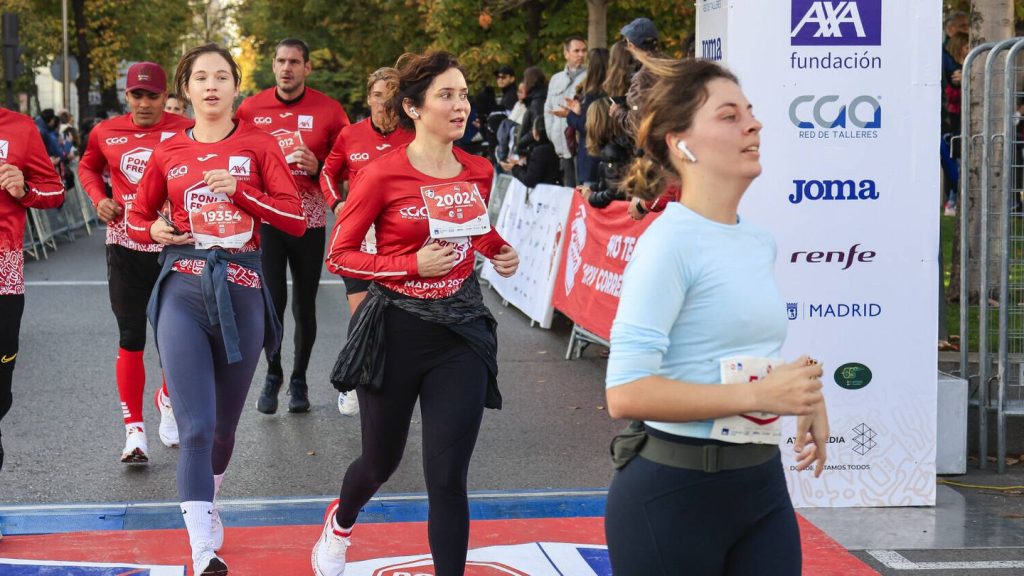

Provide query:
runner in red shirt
left=313, top=52, right=519, bottom=576
left=127, top=43, right=304, bottom=576
left=78, top=62, right=193, bottom=462
left=0, top=109, right=64, bottom=476
left=236, top=38, right=349, bottom=416
left=319, top=66, right=413, bottom=416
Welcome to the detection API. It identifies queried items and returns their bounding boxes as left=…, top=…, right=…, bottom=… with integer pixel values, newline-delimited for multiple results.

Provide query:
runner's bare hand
left=332, top=201, right=345, bottom=217
left=149, top=217, right=193, bottom=246
left=294, top=145, right=318, bottom=175
left=794, top=401, right=830, bottom=477
left=416, top=242, right=457, bottom=277
left=750, top=356, right=823, bottom=416
left=204, top=169, right=237, bottom=197
left=0, top=164, right=26, bottom=199
left=95, top=198, right=122, bottom=223
left=490, top=245, right=519, bottom=277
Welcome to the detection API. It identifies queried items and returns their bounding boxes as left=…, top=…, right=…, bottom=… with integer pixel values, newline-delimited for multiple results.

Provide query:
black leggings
left=0, top=294, right=25, bottom=428
left=605, top=442, right=801, bottom=576
left=337, top=307, right=488, bottom=576
left=260, top=224, right=325, bottom=379
left=107, top=245, right=161, bottom=350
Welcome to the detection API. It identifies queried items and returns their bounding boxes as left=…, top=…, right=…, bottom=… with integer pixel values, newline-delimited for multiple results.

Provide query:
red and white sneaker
left=155, top=388, right=179, bottom=448
left=120, top=425, right=148, bottom=464
left=312, top=499, right=350, bottom=576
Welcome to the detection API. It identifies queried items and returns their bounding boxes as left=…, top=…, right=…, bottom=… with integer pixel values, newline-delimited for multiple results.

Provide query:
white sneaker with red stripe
left=120, top=425, right=148, bottom=464
left=312, top=499, right=350, bottom=576
left=155, top=388, right=179, bottom=448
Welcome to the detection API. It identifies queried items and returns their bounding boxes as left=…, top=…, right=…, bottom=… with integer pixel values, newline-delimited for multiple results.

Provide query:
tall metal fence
left=22, top=160, right=98, bottom=260
left=959, top=38, right=1024, bottom=473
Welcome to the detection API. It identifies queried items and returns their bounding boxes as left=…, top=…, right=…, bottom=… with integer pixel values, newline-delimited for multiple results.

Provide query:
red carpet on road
left=0, top=515, right=876, bottom=575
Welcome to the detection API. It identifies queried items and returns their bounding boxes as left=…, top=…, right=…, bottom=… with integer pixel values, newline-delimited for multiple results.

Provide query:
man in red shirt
left=236, top=38, right=349, bottom=415
left=0, top=108, right=65, bottom=477
left=78, top=62, right=193, bottom=464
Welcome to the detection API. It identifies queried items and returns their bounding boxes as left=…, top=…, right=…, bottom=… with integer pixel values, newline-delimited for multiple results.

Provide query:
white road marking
left=868, top=549, right=1024, bottom=570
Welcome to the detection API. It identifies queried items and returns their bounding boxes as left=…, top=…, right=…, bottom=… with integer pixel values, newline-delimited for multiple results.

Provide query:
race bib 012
left=275, top=130, right=305, bottom=164
left=710, top=356, right=784, bottom=445
left=420, top=181, right=490, bottom=239
left=189, top=201, right=255, bottom=250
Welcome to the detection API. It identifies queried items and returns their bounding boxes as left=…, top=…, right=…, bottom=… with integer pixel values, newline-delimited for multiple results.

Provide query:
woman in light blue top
left=604, top=57, right=830, bottom=576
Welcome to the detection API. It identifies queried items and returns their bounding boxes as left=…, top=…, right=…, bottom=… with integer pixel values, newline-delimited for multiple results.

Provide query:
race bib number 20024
left=420, top=181, right=490, bottom=239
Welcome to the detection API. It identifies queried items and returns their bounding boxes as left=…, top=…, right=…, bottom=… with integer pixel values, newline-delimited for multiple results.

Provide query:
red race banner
left=552, top=194, right=660, bottom=341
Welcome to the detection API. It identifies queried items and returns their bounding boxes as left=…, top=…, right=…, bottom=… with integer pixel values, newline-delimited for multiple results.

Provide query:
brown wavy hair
left=392, top=52, right=465, bottom=131
left=173, top=43, right=241, bottom=104
left=620, top=56, right=738, bottom=201
left=367, top=67, right=400, bottom=132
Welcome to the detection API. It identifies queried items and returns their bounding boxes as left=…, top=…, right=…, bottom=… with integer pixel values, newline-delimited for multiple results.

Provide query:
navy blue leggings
left=156, top=272, right=265, bottom=502
left=605, top=444, right=801, bottom=576
left=337, top=307, right=488, bottom=576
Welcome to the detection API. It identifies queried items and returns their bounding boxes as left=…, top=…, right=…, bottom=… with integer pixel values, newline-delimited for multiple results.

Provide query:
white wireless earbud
left=676, top=140, right=697, bottom=163
left=410, top=107, right=420, bottom=118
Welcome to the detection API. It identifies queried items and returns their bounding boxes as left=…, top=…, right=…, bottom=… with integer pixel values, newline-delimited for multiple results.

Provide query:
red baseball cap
left=125, top=62, right=167, bottom=94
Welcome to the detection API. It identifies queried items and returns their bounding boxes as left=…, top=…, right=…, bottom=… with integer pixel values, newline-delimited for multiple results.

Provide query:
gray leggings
left=156, top=272, right=265, bottom=502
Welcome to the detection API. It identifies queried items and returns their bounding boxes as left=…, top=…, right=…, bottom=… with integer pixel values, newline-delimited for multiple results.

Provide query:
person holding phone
left=603, top=56, right=829, bottom=575
left=127, top=43, right=305, bottom=575
left=314, top=51, right=519, bottom=576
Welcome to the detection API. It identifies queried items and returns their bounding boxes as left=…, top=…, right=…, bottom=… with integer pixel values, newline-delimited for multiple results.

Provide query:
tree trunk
left=587, top=0, right=609, bottom=49
left=72, top=0, right=90, bottom=122
left=523, top=0, right=543, bottom=66
left=956, top=1, right=1014, bottom=309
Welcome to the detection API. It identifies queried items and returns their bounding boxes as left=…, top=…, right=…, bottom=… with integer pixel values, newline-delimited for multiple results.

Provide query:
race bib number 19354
left=189, top=201, right=255, bottom=250
left=420, top=181, right=490, bottom=239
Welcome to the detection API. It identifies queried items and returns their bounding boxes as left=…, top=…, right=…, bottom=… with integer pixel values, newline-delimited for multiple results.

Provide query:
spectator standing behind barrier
left=236, top=38, right=350, bottom=416
left=566, top=48, right=609, bottom=187
left=516, top=67, right=548, bottom=154
left=545, top=36, right=588, bottom=187
left=580, top=98, right=632, bottom=208
left=484, top=66, right=517, bottom=161
left=0, top=108, right=65, bottom=485
left=34, top=109, right=64, bottom=162
left=78, top=62, right=194, bottom=463
left=604, top=56, right=829, bottom=576
left=942, top=31, right=969, bottom=217
left=503, top=116, right=561, bottom=187
left=496, top=81, right=528, bottom=165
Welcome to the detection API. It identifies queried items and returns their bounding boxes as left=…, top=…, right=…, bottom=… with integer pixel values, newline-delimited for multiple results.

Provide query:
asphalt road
left=2, top=227, right=620, bottom=504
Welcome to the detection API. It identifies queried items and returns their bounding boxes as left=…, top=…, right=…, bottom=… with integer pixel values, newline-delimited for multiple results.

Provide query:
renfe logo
left=790, top=178, right=877, bottom=203
left=790, top=243, right=875, bottom=270
left=791, top=0, right=881, bottom=46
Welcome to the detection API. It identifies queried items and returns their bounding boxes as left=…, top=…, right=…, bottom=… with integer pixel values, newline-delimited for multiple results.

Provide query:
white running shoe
left=337, top=392, right=359, bottom=416
left=312, top=499, right=350, bottom=576
left=211, top=505, right=224, bottom=552
left=192, top=542, right=228, bottom=575
left=155, top=388, right=179, bottom=448
left=120, top=425, right=149, bottom=464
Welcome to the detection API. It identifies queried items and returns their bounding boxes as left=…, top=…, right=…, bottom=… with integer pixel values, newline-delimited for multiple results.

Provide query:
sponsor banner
left=551, top=195, right=659, bottom=341
left=698, top=1, right=938, bottom=507
left=0, top=558, right=183, bottom=575
left=481, top=179, right=574, bottom=329
left=345, top=542, right=610, bottom=576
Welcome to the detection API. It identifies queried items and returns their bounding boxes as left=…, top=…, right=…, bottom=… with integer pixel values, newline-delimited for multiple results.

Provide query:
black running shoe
left=256, top=374, right=283, bottom=414
left=288, top=377, right=311, bottom=413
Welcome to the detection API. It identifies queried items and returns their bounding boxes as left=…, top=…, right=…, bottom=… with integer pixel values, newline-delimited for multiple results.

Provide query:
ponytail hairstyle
left=392, top=51, right=464, bottom=131
left=620, top=55, right=738, bottom=201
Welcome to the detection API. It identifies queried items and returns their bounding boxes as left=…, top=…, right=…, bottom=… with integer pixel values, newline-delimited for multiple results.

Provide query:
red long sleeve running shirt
left=0, top=109, right=65, bottom=295
left=77, top=112, right=193, bottom=252
left=319, top=119, right=414, bottom=207
left=236, top=87, right=349, bottom=229
left=127, top=121, right=306, bottom=252
left=326, top=144, right=507, bottom=300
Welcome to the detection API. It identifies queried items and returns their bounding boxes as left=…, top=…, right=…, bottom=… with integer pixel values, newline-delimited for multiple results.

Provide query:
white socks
left=213, top=473, right=224, bottom=502
left=181, top=500, right=215, bottom=552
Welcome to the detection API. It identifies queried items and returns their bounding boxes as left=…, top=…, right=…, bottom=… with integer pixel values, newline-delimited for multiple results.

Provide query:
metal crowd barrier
left=959, top=38, right=1024, bottom=472
left=22, top=160, right=98, bottom=261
